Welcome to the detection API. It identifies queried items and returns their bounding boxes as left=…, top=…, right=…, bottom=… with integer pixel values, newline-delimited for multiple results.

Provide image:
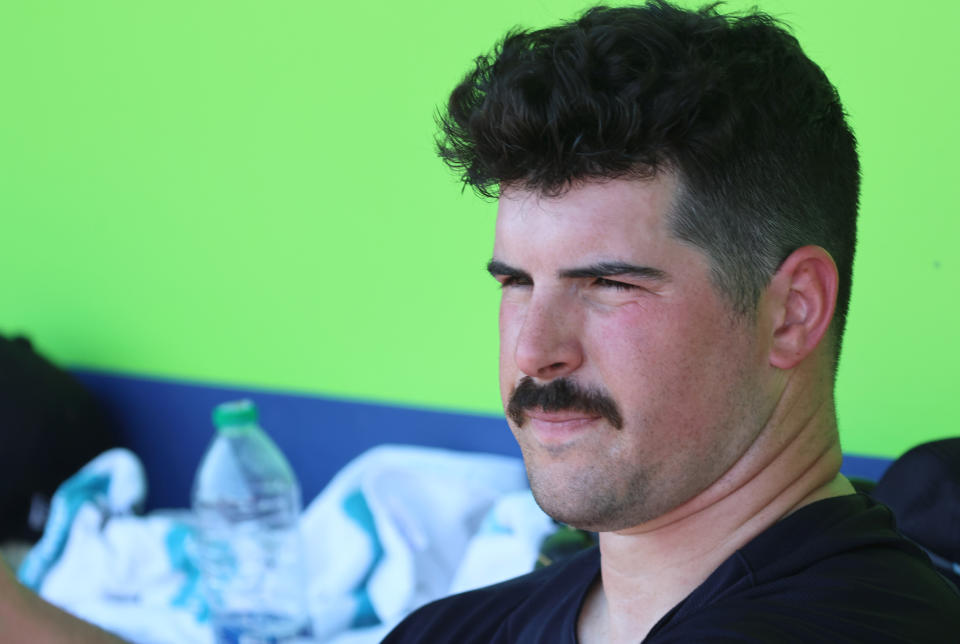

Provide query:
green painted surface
left=0, top=2, right=957, bottom=458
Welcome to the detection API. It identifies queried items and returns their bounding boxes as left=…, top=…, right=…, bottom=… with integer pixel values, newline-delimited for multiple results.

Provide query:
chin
left=531, top=492, right=635, bottom=533
left=525, top=459, right=661, bottom=533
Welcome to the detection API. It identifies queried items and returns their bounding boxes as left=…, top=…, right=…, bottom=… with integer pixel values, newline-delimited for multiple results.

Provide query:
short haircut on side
left=437, top=1, right=860, bottom=361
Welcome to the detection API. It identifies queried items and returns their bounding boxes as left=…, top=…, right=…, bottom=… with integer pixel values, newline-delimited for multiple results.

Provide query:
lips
left=524, top=409, right=602, bottom=424
left=523, top=407, right=603, bottom=446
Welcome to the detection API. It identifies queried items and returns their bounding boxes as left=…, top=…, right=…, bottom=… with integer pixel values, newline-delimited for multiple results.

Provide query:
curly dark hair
left=438, top=1, right=859, bottom=359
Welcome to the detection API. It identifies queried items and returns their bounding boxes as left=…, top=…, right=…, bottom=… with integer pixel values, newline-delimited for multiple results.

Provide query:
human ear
left=767, top=246, right=839, bottom=369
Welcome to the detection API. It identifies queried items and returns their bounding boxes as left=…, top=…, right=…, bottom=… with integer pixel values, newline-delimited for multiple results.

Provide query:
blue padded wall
left=73, top=370, right=892, bottom=510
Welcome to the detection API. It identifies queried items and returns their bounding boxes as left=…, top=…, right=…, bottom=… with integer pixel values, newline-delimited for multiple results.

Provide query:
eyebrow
left=486, top=259, right=668, bottom=282
left=486, top=259, right=529, bottom=280
left=559, top=261, right=668, bottom=281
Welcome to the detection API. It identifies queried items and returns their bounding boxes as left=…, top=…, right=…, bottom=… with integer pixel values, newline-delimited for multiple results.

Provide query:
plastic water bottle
left=192, top=399, right=312, bottom=643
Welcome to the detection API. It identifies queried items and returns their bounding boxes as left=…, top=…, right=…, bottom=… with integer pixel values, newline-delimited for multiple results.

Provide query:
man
left=0, top=3, right=956, bottom=642
left=384, top=2, right=959, bottom=642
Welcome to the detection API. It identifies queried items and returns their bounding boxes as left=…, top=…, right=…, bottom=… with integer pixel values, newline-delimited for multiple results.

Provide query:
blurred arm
left=0, top=559, right=127, bottom=643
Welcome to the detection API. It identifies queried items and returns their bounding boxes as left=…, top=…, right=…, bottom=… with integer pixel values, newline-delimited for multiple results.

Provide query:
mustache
left=507, top=377, right=623, bottom=430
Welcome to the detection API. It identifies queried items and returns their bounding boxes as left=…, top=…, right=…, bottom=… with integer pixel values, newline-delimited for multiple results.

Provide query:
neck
left=578, top=377, right=854, bottom=643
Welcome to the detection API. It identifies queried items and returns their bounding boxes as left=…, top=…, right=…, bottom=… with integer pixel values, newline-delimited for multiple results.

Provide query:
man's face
left=491, top=176, right=776, bottom=532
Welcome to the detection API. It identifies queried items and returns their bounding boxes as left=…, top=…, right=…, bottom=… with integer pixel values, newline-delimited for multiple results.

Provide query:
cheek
left=587, top=303, right=749, bottom=427
left=498, top=300, right=522, bottom=398
left=498, top=301, right=517, bottom=358
left=586, top=302, right=672, bottom=376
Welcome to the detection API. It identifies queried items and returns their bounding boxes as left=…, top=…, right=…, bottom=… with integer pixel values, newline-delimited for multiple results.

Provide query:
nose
left=512, top=293, right=584, bottom=380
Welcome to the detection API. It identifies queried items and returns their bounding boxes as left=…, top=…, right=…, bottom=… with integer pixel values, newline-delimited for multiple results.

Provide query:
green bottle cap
left=212, top=399, right=259, bottom=428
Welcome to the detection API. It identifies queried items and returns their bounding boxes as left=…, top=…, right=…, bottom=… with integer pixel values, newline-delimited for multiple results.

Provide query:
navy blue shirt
left=383, top=494, right=960, bottom=642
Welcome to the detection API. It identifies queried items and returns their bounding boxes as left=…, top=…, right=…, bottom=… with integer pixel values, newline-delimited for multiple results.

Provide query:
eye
left=496, top=275, right=532, bottom=288
left=594, top=277, right=638, bottom=291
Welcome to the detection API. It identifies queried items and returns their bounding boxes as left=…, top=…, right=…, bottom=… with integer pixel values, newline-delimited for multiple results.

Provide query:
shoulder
left=651, top=494, right=960, bottom=643
left=382, top=545, right=599, bottom=644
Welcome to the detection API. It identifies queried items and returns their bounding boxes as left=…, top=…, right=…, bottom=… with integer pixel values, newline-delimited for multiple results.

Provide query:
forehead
left=493, top=175, right=680, bottom=259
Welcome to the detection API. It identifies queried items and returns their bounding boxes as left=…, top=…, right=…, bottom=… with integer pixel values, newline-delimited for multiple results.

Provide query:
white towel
left=19, top=447, right=147, bottom=590
left=447, top=490, right=555, bottom=595
left=19, top=448, right=211, bottom=643
left=19, top=444, right=552, bottom=644
left=300, top=444, right=528, bottom=640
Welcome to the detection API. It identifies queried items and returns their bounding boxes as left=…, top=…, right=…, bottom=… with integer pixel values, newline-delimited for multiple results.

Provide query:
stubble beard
left=522, top=447, right=672, bottom=533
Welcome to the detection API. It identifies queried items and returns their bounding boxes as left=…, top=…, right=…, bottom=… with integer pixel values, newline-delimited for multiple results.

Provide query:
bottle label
left=212, top=612, right=313, bottom=643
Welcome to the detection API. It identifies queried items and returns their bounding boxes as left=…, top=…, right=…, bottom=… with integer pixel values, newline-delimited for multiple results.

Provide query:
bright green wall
left=1, top=1, right=957, bottom=459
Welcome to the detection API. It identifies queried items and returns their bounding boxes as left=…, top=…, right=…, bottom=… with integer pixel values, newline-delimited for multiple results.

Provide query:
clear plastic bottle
left=192, top=399, right=312, bottom=643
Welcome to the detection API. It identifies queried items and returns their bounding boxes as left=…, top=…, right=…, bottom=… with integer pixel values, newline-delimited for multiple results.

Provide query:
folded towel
left=19, top=448, right=211, bottom=643
left=300, top=444, right=528, bottom=640
left=18, top=447, right=147, bottom=590
left=448, top=490, right=555, bottom=595
left=19, top=444, right=546, bottom=644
